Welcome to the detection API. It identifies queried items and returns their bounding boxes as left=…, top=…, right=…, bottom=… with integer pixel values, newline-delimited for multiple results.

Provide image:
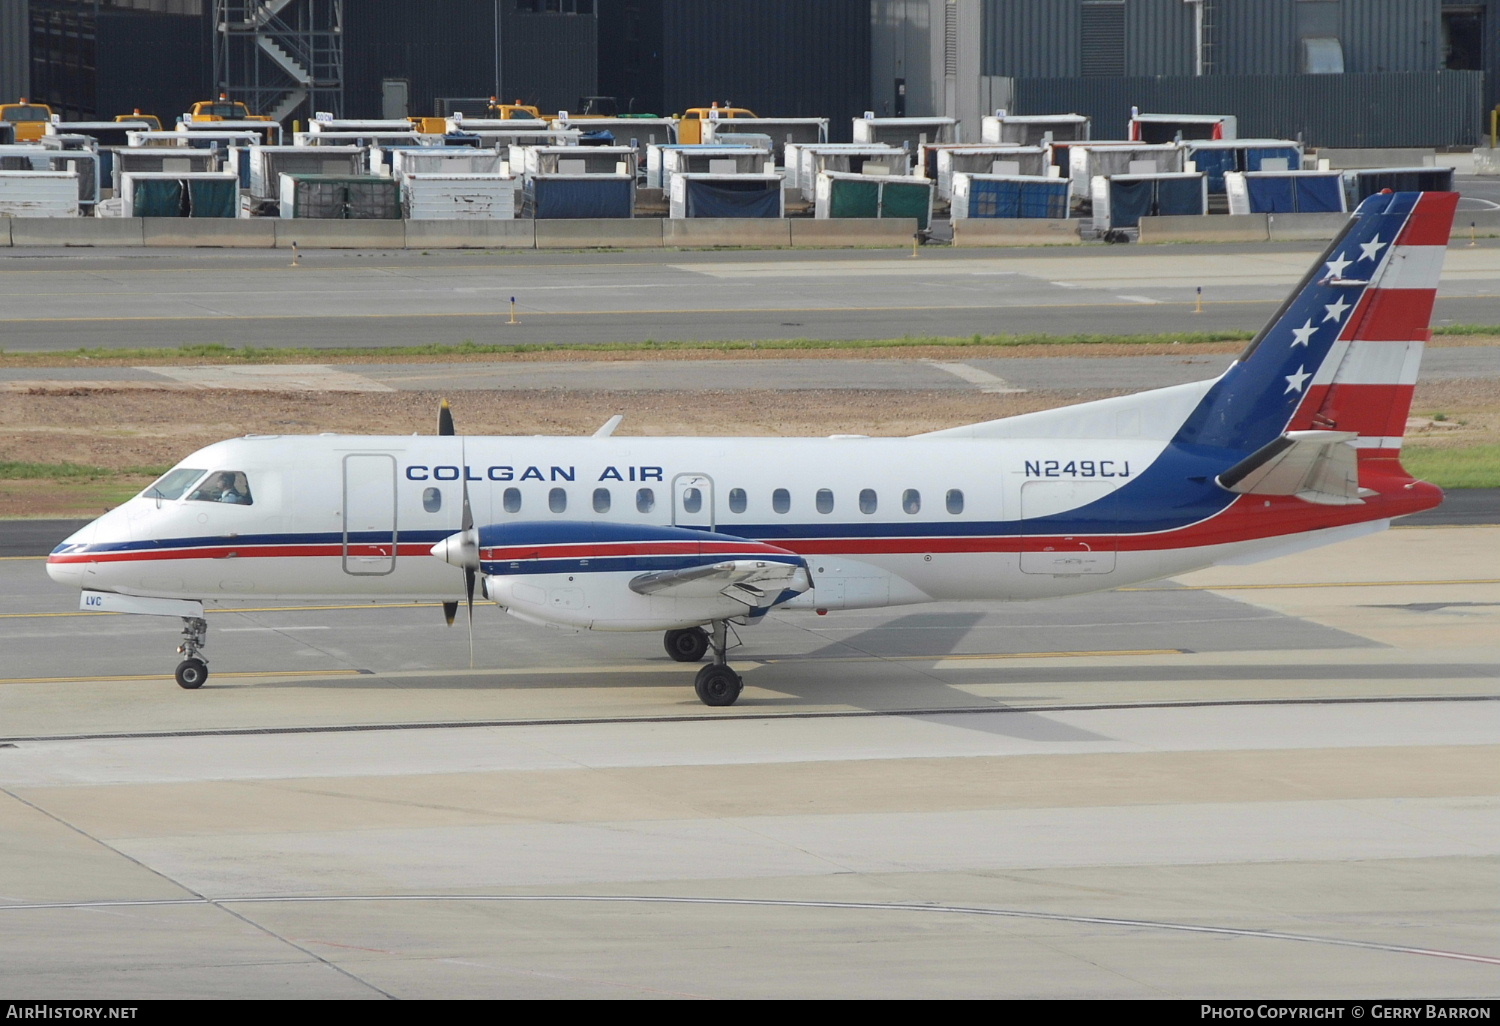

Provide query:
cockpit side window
left=143, top=467, right=206, bottom=501
left=187, top=470, right=253, bottom=505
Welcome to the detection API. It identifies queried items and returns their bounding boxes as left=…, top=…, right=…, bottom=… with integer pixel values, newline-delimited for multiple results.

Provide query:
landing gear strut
left=663, top=626, right=709, bottom=662
left=692, top=620, right=742, bottom=707
left=175, top=616, right=209, bottom=690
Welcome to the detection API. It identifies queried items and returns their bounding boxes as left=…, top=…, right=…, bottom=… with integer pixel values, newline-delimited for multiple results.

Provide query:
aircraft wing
left=1216, top=430, right=1366, bottom=506
left=630, top=559, right=810, bottom=607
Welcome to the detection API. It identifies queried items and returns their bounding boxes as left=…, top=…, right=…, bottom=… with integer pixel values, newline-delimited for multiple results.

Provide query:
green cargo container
left=279, top=174, right=401, bottom=219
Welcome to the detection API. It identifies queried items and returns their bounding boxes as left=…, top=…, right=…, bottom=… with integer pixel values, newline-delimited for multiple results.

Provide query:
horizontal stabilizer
left=1216, top=430, right=1365, bottom=506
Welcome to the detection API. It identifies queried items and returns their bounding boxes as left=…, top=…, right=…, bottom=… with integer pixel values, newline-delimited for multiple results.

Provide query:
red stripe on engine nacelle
left=1395, top=191, right=1460, bottom=247
left=1344, top=288, right=1438, bottom=342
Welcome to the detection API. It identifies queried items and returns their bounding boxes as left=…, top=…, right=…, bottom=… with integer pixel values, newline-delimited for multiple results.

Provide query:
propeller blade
left=438, top=398, right=455, bottom=437
left=465, top=566, right=476, bottom=669
left=442, top=600, right=458, bottom=626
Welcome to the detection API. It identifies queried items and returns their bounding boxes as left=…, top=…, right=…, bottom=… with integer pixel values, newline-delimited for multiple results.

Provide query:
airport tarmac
left=1, top=525, right=1497, bottom=997
left=4, top=241, right=1500, bottom=350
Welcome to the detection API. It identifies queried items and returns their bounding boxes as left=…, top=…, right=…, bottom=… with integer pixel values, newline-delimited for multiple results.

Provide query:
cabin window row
left=424, top=486, right=966, bottom=516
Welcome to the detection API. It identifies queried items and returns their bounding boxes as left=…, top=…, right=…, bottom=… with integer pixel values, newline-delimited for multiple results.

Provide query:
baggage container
left=278, top=174, right=401, bottom=219
left=292, top=131, right=435, bottom=148
left=1181, top=139, right=1302, bottom=195
left=525, top=174, right=635, bottom=219
left=931, top=146, right=1052, bottom=198
left=981, top=113, right=1090, bottom=146
left=647, top=144, right=774, bottom=190
left=391, top=148, right=506, bottom=178
left=1068, top=143, right=1184, bottom=200
left=1225, top=171, right=1346, bottom=214
left=951, top=173, right=1072, bottom=220
left=0, top=146, right=100, bottom=209
left=788, top=144, right=908, bottom=199
left=1090, top=172, right=1207, bottom=230
left=520, top=146, right=637, bottom=180
left=111, top=148, right=219, bottom=192
left=852, top=116, right=960, bottom=148
left=119, top=171, right=240, bottom=218
left=249, top=146, right=365, bottom=198
left=402, top=173, right=520, bottom=219
left=178, top=119, right=281, bottom=146
left=671, top=173, right=784, bottom=219
left=556, top=117, right=677, bottom=158
left=1129, top=111, right=1237, bottom=143
left=814, top=171, right=932, bottom=229
left=1341, top=167, right=1454, bottom=205
left=703, top=118, right=828, bottom=165
left=0, top=170, right=80, bottom=217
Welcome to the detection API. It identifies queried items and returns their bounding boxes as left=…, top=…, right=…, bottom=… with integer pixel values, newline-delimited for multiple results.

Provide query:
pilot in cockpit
left=188, top=471, right=253, bottom=506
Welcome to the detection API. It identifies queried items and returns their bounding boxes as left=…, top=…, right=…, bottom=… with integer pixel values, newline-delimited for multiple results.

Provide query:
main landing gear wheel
left=664, top=627, right=710, bottom=663
left=175, top=658, right=208, bottom=690
left=694, top=664, right=743, bottom=707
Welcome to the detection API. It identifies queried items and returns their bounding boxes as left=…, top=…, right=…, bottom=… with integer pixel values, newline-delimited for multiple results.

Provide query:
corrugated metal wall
left=660, top=0, right=869, bottom=140
left=984, top=0, right=1443, bottom=78
left=505, top=9, right=598, bottom=113
left=0, top=0, right=28, bottom=103
left=1013, top=71, right=1482, bottom=147
left=96, top=10, right=210, bottom=121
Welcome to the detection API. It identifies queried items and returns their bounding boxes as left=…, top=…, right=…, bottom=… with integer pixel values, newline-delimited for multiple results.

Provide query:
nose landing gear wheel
left=694, top=664, right=742, bottom=707
left=664, top=627, right=710, bottom=662
left=175, top=658, right=208, bottom=690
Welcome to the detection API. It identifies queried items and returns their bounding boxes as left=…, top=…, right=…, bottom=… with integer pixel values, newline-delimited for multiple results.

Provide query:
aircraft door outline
left=342, top=453, right=398, bottom=575
left=671, top=473, right=715, bottom=531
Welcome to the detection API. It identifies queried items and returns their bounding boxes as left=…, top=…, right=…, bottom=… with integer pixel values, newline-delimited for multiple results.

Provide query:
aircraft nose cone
left=430, top=533, right=477, bottom=568
left=46, top=522, right=95, bottom=587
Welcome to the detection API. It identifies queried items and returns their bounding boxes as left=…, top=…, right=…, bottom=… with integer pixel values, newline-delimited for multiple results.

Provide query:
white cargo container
left=0, top=146, right=100, bottom=209
left=177, top=120, right=282, bottom=146
left=0, top=170, right=80, bottom=217
left=647, top=144, right=773, bottom=190
left=702, top=117, right=828, bottom=165
left=248, top=146, right=365, bottom=198
left=852, top=116, right=959, bottom=147
left=981, top=113, right=1090, bottom=145
left=401, top=173, right=521, bottom=219
left=520, top=145, right=636, bottom=180
left=111, top=147, right=220, bottom=191
left=790, top=144, right=908, bottom=199
left=1067, top=143, right=1184, bottom=198
left=390, top=148, right=506, bottom=178
left=932, top=145, right=1052, bottom=198
left=1129, top=111, right=1237, bottom=143
left=292, top=131, right=435, bottom=148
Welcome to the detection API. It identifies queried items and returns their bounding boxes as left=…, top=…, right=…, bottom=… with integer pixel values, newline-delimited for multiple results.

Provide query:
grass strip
left=1401, top=445, right=1500, bottom=490
left=0, top=462, right=167, bottom=481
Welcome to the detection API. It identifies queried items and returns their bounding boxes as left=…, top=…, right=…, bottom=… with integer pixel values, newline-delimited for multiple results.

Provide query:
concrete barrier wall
left=789, top=218, right=916, bottom=247
left=0, top=219, right=10, bottom=247
left=405, top=219, right=536, bottom=249
left=1317, top=148, right=1435, bottom=169
left=664, top=218, right=792, bottom=248
left=1265, top=212, right=1350, bottom=242
left=1138, top=214, right=1270, bottom=244
left=143, top=219, right=276, bottom=248
left=951, top=218, right=1082, bottom=247
left=10, top=218, right=146, bottom=246
left=272, top=219, right=406, bottom=249
left=534, top=219, right=664, bottom=250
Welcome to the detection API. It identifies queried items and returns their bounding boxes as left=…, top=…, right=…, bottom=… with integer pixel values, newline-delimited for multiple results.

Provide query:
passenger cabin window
left=682, top=487, right=703, bottom=514
left=728, top=488, right=747, bottom=514
left=549, top=487, right=567, bottom=513
left=902, top=489, right=921, bottom=515
left=503, top=487, right=522, bottom=513
left=815, top=488, right=834, bottom=514
left=143, top=467, right=205, bottom=501
left=187, top=470, right=252, bottom=506
left=593, top=488, right=611, bottom=514
left=423, top=487, right=443, bottom=513
left=636, top=488, right=655, bottom=513
left=946, top=489, right=964, bottom=515
left=772, top=488, right=791, bottom=514
left=859, top=488, right=877, bottom=514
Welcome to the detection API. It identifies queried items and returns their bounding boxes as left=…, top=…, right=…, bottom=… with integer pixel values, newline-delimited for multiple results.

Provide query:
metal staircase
left=213, top=0, right=343, bottom=124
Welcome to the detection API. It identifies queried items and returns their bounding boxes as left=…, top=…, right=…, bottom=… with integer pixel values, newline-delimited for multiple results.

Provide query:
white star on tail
left=1323, top=296, right=1351, bottom=323
left=1285, top=365, right=1312, bottom=394
left=1290, top=319, right=1317, bottom=347
left=1359, top=235, right=1387, bottom=262
left=1325, top=253, right=1353, bottom=278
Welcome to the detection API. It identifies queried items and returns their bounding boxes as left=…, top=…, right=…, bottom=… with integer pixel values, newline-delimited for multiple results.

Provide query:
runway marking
left=1136, top=578, right=1500, bottom=592
left=0, top=669, right=364, bottom=685
left=2, top=694, right=1496, bottom=745
left=761, top=649, right=1185, bottom=664
left=221, top=626, right=331, bottom=632
left=1117, top=295, right=1162, bottom=305
left=924, top=361, right=1027, bottom=394
left=1, top=893, right=1496, bottom=968
left=0, top=298, right=1282, bottom=324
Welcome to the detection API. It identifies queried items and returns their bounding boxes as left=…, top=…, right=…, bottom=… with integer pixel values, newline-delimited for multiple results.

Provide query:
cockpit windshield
left=187, top=470, right=253, bottom=505
left=143, top=467, right=206, bottom=501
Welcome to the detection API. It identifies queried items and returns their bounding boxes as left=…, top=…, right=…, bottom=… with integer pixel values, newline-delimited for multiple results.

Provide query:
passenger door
left=342, top=453, right=398, bottom=575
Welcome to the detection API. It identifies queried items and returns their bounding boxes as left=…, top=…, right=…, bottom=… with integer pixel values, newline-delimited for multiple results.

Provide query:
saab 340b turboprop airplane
left=47, top=190, right=1457, bottom=706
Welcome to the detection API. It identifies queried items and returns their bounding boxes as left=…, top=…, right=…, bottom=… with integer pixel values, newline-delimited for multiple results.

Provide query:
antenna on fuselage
left=438, top=398, right=455, bottom=437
